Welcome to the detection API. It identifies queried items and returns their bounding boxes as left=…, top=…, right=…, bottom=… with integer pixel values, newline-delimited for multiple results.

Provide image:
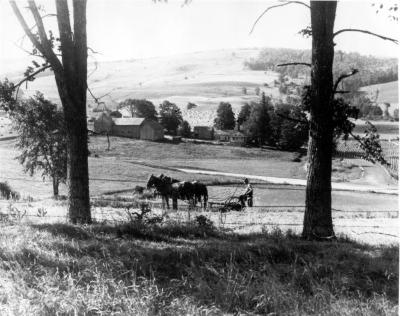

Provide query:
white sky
left=0, top=0, right=399, bottom=74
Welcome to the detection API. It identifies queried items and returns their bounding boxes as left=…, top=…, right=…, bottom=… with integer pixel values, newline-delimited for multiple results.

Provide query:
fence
left=0, top=196, right=398, bottom=241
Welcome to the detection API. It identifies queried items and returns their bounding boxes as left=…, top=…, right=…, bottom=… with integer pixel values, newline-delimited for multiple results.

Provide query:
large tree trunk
left=52, top=176, right=59, bottom=198
left=302, top=1, right=337, bottom=239
left=10, top=0, right=91, bottom=223
left=56, top=0, right=91, bottom=224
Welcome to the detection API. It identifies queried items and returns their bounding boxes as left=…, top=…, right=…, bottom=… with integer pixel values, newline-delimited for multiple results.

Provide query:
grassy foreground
left=0, top=221, right=398, bottom=316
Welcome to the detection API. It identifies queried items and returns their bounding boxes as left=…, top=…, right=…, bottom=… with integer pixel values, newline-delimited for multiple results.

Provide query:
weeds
left=0, top=222, right=398, bottom=315
left=0, top=181, right=20, bottom=200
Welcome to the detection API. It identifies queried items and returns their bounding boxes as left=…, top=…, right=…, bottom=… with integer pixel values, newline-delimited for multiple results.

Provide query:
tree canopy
left=159, top=101, right=183, bottom=135
left=11, top=93, right=67, bottom=197
left=214, top=102, right=235, bottom=130
left=119, top=99, right=157, bottom=120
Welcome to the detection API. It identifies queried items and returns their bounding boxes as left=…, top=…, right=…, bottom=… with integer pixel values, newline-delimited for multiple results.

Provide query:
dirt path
left=176, top=167, right=398, bottom=195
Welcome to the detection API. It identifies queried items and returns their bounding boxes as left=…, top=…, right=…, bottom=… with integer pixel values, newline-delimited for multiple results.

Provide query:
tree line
left=244, top=47, right=398, bottom=91
left=214, top=92, right=308, bottom=150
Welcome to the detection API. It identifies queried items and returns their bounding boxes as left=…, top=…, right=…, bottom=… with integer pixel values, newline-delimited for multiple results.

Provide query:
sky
left=0, top=0, right=399, bottom=74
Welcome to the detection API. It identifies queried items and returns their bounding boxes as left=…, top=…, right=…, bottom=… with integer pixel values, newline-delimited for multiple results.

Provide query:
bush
left=0, top=182, right=20, bottom=200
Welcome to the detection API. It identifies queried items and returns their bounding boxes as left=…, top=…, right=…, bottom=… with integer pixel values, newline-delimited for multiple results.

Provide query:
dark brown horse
left=191, top=181, right=208, bottom=209
left=147, top=174, right=208, bottom=210
left=147, top=174, right=195, bottom=210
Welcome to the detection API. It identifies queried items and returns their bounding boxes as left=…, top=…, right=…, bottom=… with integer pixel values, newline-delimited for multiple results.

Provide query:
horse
left=147, top=174, right=174, bottom=209
left=191, top=181, right=208, bottom=209
left=147, top=174, right=195, bottom=210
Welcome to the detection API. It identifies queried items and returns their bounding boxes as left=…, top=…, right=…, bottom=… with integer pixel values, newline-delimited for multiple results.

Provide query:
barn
left=112, top=118, right=164, bottom=140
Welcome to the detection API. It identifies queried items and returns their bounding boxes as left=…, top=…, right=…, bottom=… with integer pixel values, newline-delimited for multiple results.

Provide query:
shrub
left=0, top=182, right=20, bottom=200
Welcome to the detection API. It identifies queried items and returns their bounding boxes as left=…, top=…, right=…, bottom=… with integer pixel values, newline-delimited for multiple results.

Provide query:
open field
left=0, top=221, right=397, bottom=315
left=353, top=120, right=399, bottom=139
left=12, top=49, right=280, bottom=126
left=359, top=80, right=398, bottom=116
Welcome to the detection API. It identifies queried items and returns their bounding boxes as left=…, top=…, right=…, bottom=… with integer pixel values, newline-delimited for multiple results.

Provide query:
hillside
left=359, top=80, right=398, bottom=112
left=12, top=49, right=280, bottom=126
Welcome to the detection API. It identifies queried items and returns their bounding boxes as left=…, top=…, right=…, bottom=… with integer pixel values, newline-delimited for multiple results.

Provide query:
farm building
left=93, top=114, right=164, bottom=140
left=112, top=118, right=164, bottom=140
left=215, top=130, right=249, bottom=145
left=193, top=126, right=214, bottom=140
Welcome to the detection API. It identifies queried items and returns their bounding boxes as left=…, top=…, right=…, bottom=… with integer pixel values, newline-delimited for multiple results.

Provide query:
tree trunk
left=10, top=0, right=91, bottom=224
left=52, top=176, right=59, bottom=198
left=302, top=1, right=337, bottom=239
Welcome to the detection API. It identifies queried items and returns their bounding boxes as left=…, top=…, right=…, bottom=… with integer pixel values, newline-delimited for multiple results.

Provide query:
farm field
left=353, top=119, right=399, bottom=139
left=1, top=136, right=398, bottom=247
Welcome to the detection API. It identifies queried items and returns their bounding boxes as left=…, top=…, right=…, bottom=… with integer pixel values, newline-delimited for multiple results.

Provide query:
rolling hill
left=11, top=48, right=280, bottom=126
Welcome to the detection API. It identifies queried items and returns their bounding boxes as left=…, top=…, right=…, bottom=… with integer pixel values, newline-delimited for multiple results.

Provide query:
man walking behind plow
left=239, top=178, right=253, bottom=208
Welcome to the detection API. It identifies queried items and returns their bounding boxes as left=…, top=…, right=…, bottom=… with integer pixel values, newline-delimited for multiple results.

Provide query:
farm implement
left=208, top=195, right=245, bottom=213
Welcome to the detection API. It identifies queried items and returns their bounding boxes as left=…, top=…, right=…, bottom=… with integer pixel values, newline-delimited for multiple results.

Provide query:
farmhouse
left=215, top=130, right=249, bottom=145
left=193, top=126, right=214, bottom=140
left=94, top=114, right=164, bottom=140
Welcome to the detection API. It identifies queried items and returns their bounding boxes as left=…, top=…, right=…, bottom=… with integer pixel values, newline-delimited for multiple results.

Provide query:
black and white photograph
left=0, top=0, right=399, bottom=314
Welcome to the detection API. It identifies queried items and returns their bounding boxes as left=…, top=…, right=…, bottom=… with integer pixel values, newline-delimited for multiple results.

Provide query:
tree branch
left=14, top=65, right=52, bottom=89
left=333, top=69, right=359, bottom=94
left=249, top=1, right=310, bottom=35
left=333, top=28, right=399, bottom=44
left=277, top=62, right=311, bottom=67
left=277, top=113, right=308, bottom=124
left=9, top=1, right=46, bottom=56
left=28, top=0, right=62, bottom=70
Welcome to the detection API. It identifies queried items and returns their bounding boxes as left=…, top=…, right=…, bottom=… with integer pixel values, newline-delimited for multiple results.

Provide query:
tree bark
left=302, top=1, right=337, bottom=239
left=52, top=176, right=59, bottom=198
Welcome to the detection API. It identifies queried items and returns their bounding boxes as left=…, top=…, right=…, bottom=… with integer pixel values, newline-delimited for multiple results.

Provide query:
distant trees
left=269, top=103, right=308, bottom=151
left=242, top=93, right=272, bottom=146
left=119, top=99, right=157, bottom=120
left=214, top=102, right=235, bottom=130
left=11, top=93, right=67, bottom=197
left=178, top=120, right=191, bottom=138
left=255, top=87, right=260, bottom=96
left=237, top=103, right=252, bottom=130
left=159, top=101, right=183, bottom=135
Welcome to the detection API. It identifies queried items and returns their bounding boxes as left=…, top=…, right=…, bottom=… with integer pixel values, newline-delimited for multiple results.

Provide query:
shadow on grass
left=5, top=221, right=399, bottom=315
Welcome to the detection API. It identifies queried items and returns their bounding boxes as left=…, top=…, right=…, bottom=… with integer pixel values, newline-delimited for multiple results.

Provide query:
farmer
left=239, top=178, right=253, bottom=207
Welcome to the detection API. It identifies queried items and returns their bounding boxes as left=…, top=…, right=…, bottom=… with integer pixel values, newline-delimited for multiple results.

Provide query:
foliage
left=301, top=86, right=388, bottom=164
left=0, top=78, right=17, bottom=112
left=0, top=182, right=20, bottom=200
left=0, top=223, right=397, bottom=315
left=178, top=120, right=191, bottom=138
left=242, top=93, right=272, bottom=146
left=159, top=100, right=183, bottom=135
left=186, top=102, right=197, bottom=110
left=237, top=103, right=251, bottom=129
left=269, top=103, right=309, bottom=150
left=244, top=48, right=398, bottom=91
left=214, top=102, right=236, bottom=130
left=118, top=99, right=157, bottom=120
left=10, top=93, right=67, bottom=196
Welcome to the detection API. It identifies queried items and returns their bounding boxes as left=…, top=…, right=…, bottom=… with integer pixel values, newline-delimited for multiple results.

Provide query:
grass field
left=0, top=221, right=397, bottom=315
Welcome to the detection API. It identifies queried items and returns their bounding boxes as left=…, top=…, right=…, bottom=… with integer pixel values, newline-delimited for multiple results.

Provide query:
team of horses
left=146, top=174, right=208, bottom=210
